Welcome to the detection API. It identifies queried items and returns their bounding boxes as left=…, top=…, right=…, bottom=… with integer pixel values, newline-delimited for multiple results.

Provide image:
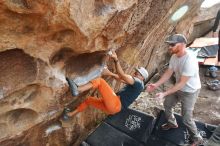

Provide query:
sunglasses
left=169, top=43, right=177, bottom=47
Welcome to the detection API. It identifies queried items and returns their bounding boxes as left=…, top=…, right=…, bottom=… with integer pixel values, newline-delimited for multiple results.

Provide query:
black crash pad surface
left=104, top=108, right=155, bottom=144
left=82, top=109, right=217, bottom=146
left=152, top=111, right=217, bottom=146
left=146, top=136, right=178, bottom=146
left=85, top=122, right=143, bottom=146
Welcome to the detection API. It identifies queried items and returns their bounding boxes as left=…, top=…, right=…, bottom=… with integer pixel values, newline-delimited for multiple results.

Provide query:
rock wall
left=0, top=0, right=211, bottom=145
left=188, top=3, right=220, bottom=42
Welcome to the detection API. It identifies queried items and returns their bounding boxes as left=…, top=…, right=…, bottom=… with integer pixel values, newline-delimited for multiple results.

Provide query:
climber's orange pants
left=76, top=78, right=121, bottom=115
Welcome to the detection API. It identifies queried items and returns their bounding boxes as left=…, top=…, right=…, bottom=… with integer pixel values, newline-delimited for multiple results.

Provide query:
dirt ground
left=131, top=66, right=220, bottom=125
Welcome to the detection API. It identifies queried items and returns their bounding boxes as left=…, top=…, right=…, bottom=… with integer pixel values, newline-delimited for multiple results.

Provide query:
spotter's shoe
left=161, top=122, right=178, bottom=130
left=190, top=135, right=203, bottom=146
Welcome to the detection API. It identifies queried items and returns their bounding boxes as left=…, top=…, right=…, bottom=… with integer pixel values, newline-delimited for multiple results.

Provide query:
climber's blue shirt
left=117, top=77, right=144, bottom=108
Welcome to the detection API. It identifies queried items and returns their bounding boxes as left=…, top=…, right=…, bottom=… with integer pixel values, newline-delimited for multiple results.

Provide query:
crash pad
left=81, top=109, right=217, bottom=146
left=85, top=122, right=144, bottom=146
left=104, top=108, right=155, bottom=144
left=145, top=136, right=178, bottom=146
left=152, top=111, right=217, bottom=146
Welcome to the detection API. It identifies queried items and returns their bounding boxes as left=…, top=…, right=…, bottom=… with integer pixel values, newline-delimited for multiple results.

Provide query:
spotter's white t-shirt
left=169, top=51, right=201, bottom=93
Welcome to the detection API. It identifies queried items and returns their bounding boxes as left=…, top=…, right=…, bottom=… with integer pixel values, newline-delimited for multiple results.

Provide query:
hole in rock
left=6, top=108, right=39, bottom=128
left=1, top=84, right=40, bottom=108
left=0, top=49, right=37, bottom=95
left=171, top=5, right=189, bottom=22
left=9, top=0, right=30, bottom=9
left=65, top=51, right=106, bottom=77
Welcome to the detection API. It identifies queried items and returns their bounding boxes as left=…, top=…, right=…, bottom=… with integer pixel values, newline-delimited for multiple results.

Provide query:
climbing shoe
left=62, top=107, right=71, bottom=121
left=66, top=77, right=79, bottom=96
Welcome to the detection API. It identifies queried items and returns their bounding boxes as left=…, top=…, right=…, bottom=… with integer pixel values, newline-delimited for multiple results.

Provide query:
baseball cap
left=135, top=67, right=148, bottom=81
left=165, top=34, right=187, bottom=44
